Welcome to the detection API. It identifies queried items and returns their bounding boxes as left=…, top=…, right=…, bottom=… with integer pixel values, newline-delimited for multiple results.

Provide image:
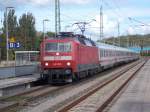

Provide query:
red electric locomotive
left=40, top=32, right=100, bottom=83
left=40, top=32, right=139, bottom=83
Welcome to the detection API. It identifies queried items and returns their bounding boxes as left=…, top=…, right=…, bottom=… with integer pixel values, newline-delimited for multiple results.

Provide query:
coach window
left=103, top=50, right=104, bottom=57
left=107, top=50, right=108, bottom=57
left=104, top=50, right=105, bottom=57
left=101, top=49, right=104, bottom=57
left=100, top=50, right=102, bottom=57
left=110, top=50, right=111, bottom=56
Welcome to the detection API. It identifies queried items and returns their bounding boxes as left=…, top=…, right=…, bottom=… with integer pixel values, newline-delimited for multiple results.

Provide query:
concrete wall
left=0, top=64, right=39, bottom=79
left=0, top=67, right=15, bottom=78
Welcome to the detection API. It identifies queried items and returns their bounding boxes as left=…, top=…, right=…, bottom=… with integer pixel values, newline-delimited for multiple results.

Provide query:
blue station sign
left=9, top=42, right=21, bottom=48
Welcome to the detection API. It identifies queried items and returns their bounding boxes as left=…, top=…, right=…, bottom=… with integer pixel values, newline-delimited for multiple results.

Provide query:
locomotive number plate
left=53, top=62, right=62, bottom=66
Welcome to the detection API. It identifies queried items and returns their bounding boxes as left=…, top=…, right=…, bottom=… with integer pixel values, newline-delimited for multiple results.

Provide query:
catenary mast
left=55, top=0, right=61, bottom=37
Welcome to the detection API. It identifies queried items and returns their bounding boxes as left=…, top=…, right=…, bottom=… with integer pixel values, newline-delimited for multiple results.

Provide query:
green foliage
left=0, top=33, right=6, bottom=60
left=104, top=34, right=150, bottom=48
left=0, top=10, right=37, bottom=60
left=3, top=9, right=18, bottom=37
left=47, top=31, right=55, bottom=37
left=18, top=12, right=36, bottom=50
left=35, top=32, right=43, bottom=51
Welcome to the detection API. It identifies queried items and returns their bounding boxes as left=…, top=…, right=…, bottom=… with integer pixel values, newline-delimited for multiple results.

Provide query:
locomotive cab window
left=45, top=42, right=71, bottom=52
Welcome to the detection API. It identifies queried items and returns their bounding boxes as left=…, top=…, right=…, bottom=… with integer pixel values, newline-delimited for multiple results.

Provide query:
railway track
left=17, top=60, right=142, bottom=112
left=0, top=84, right=66, bottom=112
left=0, top=60, right=142, bottom=112
left=56, top=60, right=146, bottom=112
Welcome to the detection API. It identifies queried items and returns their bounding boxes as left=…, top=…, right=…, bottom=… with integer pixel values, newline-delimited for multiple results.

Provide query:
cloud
left=0, top=0, right=17, bottom=9
left=86, top=14, right=120, bottom=40
left=61, top=0, right=91, bottom=5
left=127, top=27, right=134, bottom=34
left=16, top=0, right=51, bottom=7
left=0, top=0, right=91, bottom=8
left=121, top=7, right=150, bottom=18
left=84, top=5, right=150, bottom=40
left=128, top=25, right=150, bottom=35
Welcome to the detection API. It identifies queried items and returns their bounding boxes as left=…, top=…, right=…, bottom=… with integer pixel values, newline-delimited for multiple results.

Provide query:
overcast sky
left=0, top=0, right=150, bottom=40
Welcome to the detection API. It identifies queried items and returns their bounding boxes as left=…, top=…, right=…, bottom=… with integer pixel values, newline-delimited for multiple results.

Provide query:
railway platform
left=0, top=74, right=40, bottom=97
left=108, top=59, right=150, bottom=112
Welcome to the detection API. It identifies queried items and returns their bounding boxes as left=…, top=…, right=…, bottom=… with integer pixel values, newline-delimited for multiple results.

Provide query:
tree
left=18, top=12, right=36, bottom=50
left=47, top=31, right=55, bottom=37
left=3, top=9, right=18, bottom=38
left=2, top=9, right=18, bottom=60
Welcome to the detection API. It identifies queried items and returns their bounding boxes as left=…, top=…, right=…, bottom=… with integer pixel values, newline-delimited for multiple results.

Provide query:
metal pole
left=55, top=0, right=57, bottom=37
left=118, top=21, right=120, bottom=46
left=55, top=0, right=61, bottom=37
left=43, top=20, right=45, bottom=40
left=58, top=0, right=61, bottom=32
left=6, top=7, right=14, bottom=65
left=43, top=19, right=49, bottom=58
left=6, top=8, right=8, bottom=64
left=100, top=5, right=103, bottom=42
left=43, top=19, right=49, bottom=41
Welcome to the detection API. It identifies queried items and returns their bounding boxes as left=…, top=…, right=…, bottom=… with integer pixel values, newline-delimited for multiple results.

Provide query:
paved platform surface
left=109, top=59, right=150, bottom=112
left=0, top=74, right=40, bottom=89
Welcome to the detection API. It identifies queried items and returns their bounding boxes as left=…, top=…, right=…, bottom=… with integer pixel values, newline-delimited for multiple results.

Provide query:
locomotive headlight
left=67, top=62, right=71, bottom=66
left=45, top=62, right=49, bottom=66
left=56, top=52, right=59, bottom=56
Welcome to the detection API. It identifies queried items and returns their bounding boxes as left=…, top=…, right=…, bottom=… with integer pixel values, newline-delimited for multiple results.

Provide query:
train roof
left=46, top=32, right=97, bottom=46
left=45, top=32, right=138, bottom=53
left=96, top=42, right=138, bottom=53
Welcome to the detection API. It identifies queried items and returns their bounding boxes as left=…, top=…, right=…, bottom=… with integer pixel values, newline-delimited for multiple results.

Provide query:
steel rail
left=57, top=60, right=145, bottom=112
left=96, top=61, right=146, bottom=112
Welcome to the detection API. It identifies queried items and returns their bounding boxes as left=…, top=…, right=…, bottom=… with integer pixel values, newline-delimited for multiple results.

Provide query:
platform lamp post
left=43, top=19, right=49, bottom=41
left=43, top=19, right=49, bottom=58
left=6, top=6, right=14, bottom=65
